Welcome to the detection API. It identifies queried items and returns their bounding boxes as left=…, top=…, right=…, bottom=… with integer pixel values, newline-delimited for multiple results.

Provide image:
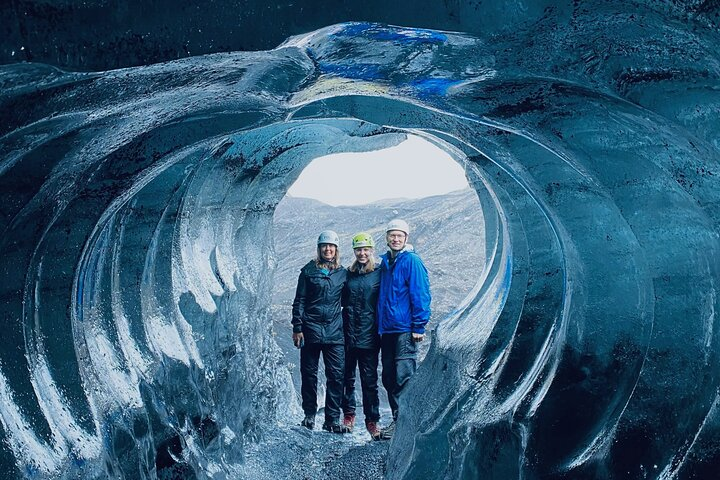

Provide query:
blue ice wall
left=1, top=4, right=720, bottom=479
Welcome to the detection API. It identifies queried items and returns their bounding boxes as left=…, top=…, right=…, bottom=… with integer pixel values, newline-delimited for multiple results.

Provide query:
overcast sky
left=287, top=135, right=469, bottom=206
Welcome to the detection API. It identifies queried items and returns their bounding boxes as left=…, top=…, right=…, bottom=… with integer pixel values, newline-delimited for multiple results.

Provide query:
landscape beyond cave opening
left=269, top=132, right=488, bottom=409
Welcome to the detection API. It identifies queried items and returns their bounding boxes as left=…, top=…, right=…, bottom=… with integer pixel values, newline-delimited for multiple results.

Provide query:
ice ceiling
left=1, top=5, right=720, bottom=479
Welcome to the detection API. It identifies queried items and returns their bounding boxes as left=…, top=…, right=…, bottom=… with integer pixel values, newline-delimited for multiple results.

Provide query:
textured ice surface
left=1, top=5, right=720, bottom=479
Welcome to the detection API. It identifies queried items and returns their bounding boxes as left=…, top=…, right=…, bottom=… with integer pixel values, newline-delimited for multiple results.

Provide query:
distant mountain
left=270, top=188, right=486, bottom=361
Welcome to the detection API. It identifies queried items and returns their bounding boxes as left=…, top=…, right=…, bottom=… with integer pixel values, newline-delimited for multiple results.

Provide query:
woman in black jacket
left=291, top=230, right=348, bottom=433
left=341, top=232, right=383, bottom=440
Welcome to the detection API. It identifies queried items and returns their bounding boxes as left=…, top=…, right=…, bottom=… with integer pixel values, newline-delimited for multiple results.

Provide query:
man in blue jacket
left=377, top=219, right=431, bottom=439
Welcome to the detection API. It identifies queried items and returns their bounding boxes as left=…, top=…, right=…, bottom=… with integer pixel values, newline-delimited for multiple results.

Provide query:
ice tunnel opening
left=270, top=132, right=486, bottom=409
left=54, top=100, right=512, bottom=478
left=12, top=90, right=506, bottom=477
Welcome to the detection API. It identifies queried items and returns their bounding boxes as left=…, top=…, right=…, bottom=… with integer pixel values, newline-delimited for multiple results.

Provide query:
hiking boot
left=365, top=420, right=382, bottom=441
left=380, top=420, right=396, bottom=440
left=322, top=421, right=351, bottom=434
left=300, top=414, right=315, bottom=430
left=343, top=413, right=356, bottom=433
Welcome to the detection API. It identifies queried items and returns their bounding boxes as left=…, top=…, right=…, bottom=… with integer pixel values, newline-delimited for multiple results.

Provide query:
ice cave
left=1, top=2, right=719, bottom=479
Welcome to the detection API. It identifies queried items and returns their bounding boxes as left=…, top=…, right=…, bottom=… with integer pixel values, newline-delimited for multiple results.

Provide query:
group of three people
left=291, top=219, right=431, bottom=440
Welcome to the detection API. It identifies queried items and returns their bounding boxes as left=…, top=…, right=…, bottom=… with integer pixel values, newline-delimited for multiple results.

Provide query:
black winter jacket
left=291, top=260, right=347, bottom=345
left=342, top=266, right=381, bottom=350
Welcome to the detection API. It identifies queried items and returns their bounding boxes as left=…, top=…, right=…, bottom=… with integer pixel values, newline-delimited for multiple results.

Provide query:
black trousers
left=341, top=347, right=381, bottom=422
left=381, top=332, right=418, bottom=420
left=300, top=343, right=344, bottom=423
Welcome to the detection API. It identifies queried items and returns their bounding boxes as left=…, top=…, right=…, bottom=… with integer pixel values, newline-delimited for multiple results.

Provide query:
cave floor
left=239, top=414, right=391, bottom=479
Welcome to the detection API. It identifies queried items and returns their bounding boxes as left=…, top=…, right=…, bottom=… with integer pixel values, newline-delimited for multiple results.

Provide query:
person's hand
left=293, top=332, right=305, bottom=348
left=411, top=332, right=425, bottom=342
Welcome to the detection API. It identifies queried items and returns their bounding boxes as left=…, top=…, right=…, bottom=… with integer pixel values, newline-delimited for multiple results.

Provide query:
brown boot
left=343, top=413, right=356, bottom=432
left=365, top=420, right=382, bottom=441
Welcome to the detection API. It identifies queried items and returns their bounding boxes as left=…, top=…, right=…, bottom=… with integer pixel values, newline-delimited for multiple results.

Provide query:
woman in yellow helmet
left=340, top=232, right=384, bottom=440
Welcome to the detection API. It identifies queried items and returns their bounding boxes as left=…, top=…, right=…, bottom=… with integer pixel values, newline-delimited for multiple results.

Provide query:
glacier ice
left=1, top=7, right=720, bottom=480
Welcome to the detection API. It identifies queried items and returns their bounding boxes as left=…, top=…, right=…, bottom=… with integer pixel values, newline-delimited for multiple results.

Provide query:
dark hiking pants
left=341, top=347, right=381, bottom=422
left=300, top=343, right=344, bottom=424
left=380, top=332, right=418, bottom=420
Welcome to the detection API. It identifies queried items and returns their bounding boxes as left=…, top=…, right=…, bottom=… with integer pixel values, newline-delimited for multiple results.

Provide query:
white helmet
left=386, top=219, right=410, bottom=235
left=317, top=230, right=340, bottom=246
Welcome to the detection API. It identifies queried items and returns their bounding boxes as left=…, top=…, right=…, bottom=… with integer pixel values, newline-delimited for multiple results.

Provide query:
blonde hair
left=349, top=249, right=376, bottom=273
left=315, top=246, right=341, bottom=270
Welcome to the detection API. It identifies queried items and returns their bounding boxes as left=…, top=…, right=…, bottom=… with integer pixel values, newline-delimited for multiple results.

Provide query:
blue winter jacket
left=377, top=248, right=431, bottom=334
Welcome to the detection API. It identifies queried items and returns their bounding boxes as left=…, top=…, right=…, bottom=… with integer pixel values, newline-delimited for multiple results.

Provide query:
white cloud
left=287, top=135, right=468, bottom=206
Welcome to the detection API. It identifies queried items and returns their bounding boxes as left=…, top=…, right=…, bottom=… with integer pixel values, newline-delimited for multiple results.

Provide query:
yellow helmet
left=351, top=232, right=374, bottom=249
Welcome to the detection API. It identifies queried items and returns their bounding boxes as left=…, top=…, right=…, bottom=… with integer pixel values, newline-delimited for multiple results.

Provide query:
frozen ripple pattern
left=0, top=8, right=719, bottom=479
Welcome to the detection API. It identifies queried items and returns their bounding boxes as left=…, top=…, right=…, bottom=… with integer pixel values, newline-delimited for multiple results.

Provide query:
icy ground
left=238, top=413, right=390, bottom=480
